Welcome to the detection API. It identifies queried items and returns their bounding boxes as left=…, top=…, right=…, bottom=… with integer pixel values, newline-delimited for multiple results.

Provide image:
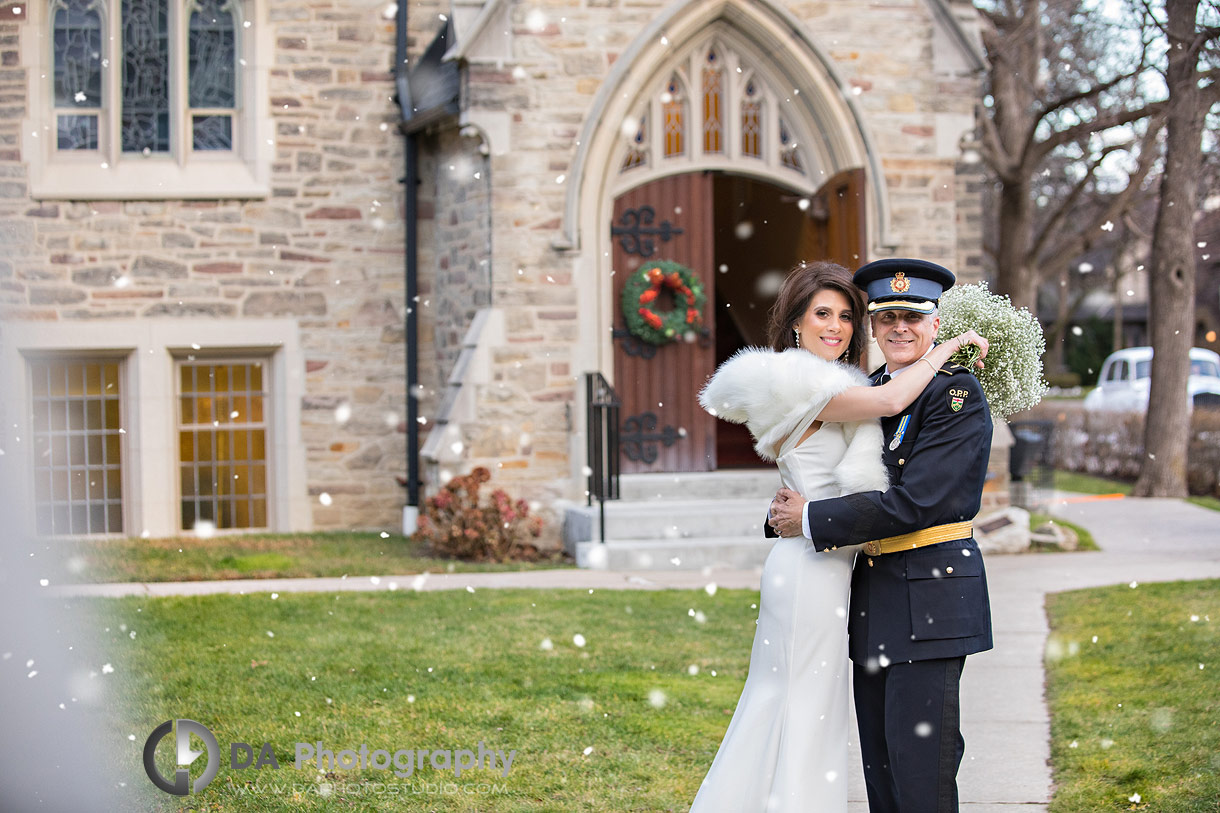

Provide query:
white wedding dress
left=690, top=420, right=856, bottom=813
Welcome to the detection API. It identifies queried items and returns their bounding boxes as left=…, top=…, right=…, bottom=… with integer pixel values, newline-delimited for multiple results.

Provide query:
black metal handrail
left=585, top=372, right=621, bottom=544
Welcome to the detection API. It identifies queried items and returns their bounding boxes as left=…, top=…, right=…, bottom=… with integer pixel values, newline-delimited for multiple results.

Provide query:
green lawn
left=1185, top=495, right=1220, bottom=513
left=1052, top=470, right=1220, bottom=512
left=87, top=587, right=753, bottom=812
left=1029, top=512, right=1100, bottom=552
left=1045, top=580, right=1220, bottom=812
left=1053, top=470, right=1133, bottom=496
left=48, top=532, right=572, bottom=584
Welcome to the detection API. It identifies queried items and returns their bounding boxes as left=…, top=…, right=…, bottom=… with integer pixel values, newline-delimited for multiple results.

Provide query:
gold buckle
left=863, top=541, right=881, bottom=556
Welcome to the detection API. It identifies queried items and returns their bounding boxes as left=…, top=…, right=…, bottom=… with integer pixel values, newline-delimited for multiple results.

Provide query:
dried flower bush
left=416, top=467, right=546, bottom=561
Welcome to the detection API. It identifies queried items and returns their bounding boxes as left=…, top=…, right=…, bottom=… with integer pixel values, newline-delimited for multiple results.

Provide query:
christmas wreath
left=621, top=261, right=706, bottom=346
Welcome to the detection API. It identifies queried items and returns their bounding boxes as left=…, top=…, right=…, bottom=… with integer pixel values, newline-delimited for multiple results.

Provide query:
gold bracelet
left=918, top=357, right=938, bottom=376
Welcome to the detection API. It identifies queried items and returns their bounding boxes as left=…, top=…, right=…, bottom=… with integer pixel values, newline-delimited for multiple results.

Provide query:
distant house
left=0, top=0, right=990, bottom=545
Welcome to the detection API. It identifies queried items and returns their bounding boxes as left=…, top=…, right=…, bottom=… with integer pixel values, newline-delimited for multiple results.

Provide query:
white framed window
left=27, top=355, right=127, bottom=536
left=24, top=0, right=271, bottom=199
left=2, top=319, right=309, bottom=539
left=176, top=357, right=271, bottom=531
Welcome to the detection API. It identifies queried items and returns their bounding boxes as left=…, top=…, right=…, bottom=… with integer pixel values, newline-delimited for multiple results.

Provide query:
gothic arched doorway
left=610, top=168, right=865, bottom=473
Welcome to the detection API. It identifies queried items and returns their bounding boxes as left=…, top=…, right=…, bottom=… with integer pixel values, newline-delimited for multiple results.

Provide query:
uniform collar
left=883, top=343, right=937, bottom=378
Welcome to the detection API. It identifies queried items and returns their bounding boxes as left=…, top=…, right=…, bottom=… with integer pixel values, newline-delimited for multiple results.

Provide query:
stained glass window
left=121, top=0, right=170, bottom=153
left=53, top=0, right=103, bottom=150
left=179, top=361, right=269, bottom=531
left=741, top=79, right=761, bottom=158
left=702, top=49, right=723, bottom=154
left=189, top=0, right=237, bottom=150
left=621, top=114, right=648, bottom=171
left=662, top=75, right=686, bottom=158
left=30, top=359, right=124, bottom=536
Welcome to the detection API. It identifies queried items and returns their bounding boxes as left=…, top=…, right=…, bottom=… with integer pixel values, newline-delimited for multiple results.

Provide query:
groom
left=766, top=258, right=993, bottom=813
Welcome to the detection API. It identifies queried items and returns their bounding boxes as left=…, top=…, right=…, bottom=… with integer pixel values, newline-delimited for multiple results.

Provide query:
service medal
left=889, top=414, right=910, bottom=450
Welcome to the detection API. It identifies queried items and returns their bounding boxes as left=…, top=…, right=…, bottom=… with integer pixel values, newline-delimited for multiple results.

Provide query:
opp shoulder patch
left=947, top=386, right=970, bottom=413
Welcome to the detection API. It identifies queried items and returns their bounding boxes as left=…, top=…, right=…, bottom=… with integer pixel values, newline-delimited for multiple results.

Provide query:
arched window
left=188, top=0, right=238, bottom=150
left=702, top=48, right=723, bottom=154
left=34, top=0, right=266, bottom=198
left=120, top=0, right=171, bottom=153
left=52, top=0, right=105, bottom=150
left=662, top=74, right=687, bottom=158
left=618, top=35, right=811, bottom=181
left=621, top=114, right=648, bottom=171
left=779, top=117, right=803, bottom=173
left=740, top=77, right=761, bottom=159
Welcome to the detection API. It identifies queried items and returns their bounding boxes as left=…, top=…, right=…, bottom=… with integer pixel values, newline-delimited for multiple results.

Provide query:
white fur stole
left=698, top=347, right=889, bottom=494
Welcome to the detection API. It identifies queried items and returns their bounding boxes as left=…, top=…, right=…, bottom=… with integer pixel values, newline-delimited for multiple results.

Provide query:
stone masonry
left=1, top=0, right=410, bottom=531
left=0, top=0, right=989, bottom=542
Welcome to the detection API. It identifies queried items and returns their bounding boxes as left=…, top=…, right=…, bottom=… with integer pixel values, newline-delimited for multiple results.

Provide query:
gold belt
left=862, top=521, right=973, bottom=556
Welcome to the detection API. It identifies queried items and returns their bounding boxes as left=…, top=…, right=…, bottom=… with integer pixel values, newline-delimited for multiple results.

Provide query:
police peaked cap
left=853, top=258, right=956, bottom=315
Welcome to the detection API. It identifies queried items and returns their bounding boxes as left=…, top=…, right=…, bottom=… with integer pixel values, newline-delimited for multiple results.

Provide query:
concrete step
left=572, top=536, right=777, bottom=570
left=617, top=469, right=780, bottom=501
left=561, top=496, right=770, bottom=542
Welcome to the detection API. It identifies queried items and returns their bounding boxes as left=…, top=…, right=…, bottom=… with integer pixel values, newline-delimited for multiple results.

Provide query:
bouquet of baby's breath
left=937, top=282, right=1049, bottom=418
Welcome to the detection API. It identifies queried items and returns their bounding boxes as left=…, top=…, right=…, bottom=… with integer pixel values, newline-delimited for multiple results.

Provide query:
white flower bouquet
left=937, top=282, right=1049, bottom=418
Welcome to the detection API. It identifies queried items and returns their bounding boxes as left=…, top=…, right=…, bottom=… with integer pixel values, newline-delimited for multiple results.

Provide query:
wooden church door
left=610, top=173, right=717, bottom=474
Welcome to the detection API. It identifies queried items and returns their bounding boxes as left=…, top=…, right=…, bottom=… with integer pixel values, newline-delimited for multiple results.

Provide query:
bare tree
left=1134, top=0, right=1220, bottom=496
left=976, top=0, right=1165, bottom=311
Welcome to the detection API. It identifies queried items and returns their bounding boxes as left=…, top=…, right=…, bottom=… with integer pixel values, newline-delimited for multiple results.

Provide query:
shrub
left=416, top=467, right=545, bottom=561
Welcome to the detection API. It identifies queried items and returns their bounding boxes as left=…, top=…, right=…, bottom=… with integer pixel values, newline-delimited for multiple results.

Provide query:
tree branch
left=1028, top=102, right=1165, bottom=167
left=1039, top=68, right=1144, bottom=119
left=978, top=104, right=1023, bottom=184
left=1027, top=142, right=1131, bottom=265
left=1035, top=117, right=1164, bottom=276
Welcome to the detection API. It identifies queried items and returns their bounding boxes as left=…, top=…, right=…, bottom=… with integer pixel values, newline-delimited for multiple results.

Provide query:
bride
left=692, top=261, right=985, bottom=812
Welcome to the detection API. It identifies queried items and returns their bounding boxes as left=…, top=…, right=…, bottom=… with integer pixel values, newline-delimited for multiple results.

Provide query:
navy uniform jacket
left=767, top=358, right=993, bottom=664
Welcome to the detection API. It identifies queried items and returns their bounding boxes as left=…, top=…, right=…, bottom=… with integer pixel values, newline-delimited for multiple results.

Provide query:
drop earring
left=793, top=327, right=801, bottom=347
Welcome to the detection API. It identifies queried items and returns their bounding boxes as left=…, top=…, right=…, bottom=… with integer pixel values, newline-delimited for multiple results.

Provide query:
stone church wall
left=0, top=0, right=409, bottom=531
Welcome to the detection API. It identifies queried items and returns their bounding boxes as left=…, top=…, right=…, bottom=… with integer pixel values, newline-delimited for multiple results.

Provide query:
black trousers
left=852, top=656, right=966, bottom=813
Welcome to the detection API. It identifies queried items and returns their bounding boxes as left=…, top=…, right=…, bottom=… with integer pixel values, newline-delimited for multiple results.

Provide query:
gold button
left=867, top=558, right=875, bottom=567
left=898, top=458, right=905, bottom=465
left=946, top=566, right=954, bottom=574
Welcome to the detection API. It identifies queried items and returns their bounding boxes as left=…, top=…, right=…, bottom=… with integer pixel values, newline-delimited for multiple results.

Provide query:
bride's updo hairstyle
left=765, top=260, right=867, bottom=366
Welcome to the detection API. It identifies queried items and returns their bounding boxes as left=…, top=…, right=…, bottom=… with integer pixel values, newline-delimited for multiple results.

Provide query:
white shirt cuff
left=802, top=505, right=812, bottom=540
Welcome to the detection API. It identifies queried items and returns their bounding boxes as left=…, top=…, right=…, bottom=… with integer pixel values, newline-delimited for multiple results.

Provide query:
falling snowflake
left=573, top=634, right=586, bottom=648
left=648, top=689, right=667, bottom=708
left=539, top=638, right=554, bottom=651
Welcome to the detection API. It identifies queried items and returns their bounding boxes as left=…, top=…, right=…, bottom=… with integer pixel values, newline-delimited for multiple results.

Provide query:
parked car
left=1083, top=346, right=1220, bottom=412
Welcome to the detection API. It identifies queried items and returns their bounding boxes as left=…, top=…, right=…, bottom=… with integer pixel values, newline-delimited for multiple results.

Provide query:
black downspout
left=404, top=135, right=419, bottom=515
left=395, top=0, right=421, bottom=531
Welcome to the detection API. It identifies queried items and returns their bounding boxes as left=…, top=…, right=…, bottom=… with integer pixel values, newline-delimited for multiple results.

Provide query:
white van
left=1083, top=346, right=1220, bottom=412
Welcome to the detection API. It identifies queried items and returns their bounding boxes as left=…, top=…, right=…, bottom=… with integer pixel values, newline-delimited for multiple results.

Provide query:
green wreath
left=621, top=261, right=706, bottom=346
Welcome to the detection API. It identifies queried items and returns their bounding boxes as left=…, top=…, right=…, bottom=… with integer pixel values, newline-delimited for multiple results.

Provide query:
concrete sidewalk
left=46, top=494, right=1220, bottom=811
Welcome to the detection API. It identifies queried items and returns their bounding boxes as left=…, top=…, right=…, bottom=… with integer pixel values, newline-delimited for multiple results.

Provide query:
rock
left=974, top=506, right=1031, bottom=554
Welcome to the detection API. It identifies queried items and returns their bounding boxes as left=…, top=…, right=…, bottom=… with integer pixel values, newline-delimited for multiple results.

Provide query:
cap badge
left=890, top=272, right=911, bottom=294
